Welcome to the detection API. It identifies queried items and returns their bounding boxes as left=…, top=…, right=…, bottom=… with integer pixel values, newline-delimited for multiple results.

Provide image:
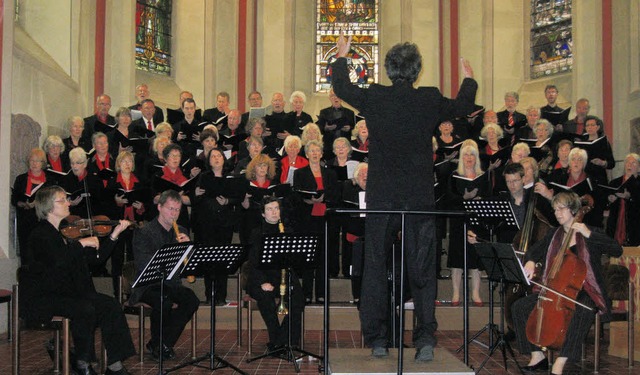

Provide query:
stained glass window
left=135, top=0, right=172, bottom=76
left=530, top=0, right=572, bottom=79
left=315, top=0, right=379, bottom=92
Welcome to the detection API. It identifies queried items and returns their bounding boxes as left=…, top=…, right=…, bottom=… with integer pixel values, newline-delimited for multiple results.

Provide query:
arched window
left=315, top=0, right=379, bottom=92
left=135, top=0, right=172, bottom=76
left=530, top=0, right=573, bottom=79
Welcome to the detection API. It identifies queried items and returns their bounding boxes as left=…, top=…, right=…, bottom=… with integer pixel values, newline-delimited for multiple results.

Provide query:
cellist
left=512, top=191, right=622, bottom=374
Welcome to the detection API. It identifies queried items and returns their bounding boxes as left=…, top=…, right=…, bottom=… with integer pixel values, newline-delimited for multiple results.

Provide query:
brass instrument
left=277, top=221, right=289, bottom=316
left=174, top=221, right=196, bottom=283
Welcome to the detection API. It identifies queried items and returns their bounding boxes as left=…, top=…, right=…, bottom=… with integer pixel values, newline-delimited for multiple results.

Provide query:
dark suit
left=83, top=114, right=116, bottom=139
left=128, top=103, right=164, bottom=124
left=332, top=56, right=477, bottom=349
left=202, top=107, right=228, bottom=129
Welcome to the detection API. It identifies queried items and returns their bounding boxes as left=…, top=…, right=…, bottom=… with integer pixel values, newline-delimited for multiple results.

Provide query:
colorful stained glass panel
left=316, top=0, right=379, bottom=92
left=135, top=0, right=172, bottom=76
left=530, top=0, right=573, bottom=79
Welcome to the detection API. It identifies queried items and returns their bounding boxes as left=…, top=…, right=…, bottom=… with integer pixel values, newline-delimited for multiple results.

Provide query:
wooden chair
left=119, top=272, right=198, bottom=362
left=12, top=284, right=71, bottom=375
left=0, top=288, right=12, bottom=341
left=582, top=263, right=635, bottom=370
left=243, top=294, right=305, bottom=355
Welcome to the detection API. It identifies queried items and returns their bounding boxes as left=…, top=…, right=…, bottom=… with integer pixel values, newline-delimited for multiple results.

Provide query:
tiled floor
left=1, top=327, right=639, bottom=374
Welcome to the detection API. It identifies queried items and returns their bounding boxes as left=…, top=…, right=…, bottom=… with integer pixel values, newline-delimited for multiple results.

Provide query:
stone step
left=94, top=275, right=500, bottom=305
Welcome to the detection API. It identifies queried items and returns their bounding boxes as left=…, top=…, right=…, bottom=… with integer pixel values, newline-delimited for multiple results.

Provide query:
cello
left=525, top=197, right=594, bottom=350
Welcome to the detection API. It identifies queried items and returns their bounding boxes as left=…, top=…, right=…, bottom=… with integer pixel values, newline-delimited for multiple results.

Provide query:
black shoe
left=522, top=358, right=549, bottom=372
left=72, top=364, right=98, bottom=375
left=146, top=341, right=176, bottom=361
left=504, top=329, right=516, bottom=342
left=104, top=367, right=131, bottom=375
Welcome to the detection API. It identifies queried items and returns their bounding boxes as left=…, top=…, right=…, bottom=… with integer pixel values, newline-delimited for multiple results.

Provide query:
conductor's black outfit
left=332, top=57, right=477, bottom=350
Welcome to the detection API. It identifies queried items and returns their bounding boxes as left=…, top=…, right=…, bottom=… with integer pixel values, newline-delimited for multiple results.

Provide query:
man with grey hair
left=561, top=98, right=590, bottom=135
left=516, top=106, right=541, bottom=141
left=332, top=35, right=477, bottom=362
left=497, top=91, right=526, bottom=134
left=129, top=83, right=164, bottom=124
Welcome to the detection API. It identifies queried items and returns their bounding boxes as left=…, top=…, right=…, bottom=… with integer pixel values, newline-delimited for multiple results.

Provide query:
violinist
left=512, top=191, right=622, bottom=375
left=20, top=186, right=135, bottom=375
left=12, top=148, right=50, bottom=263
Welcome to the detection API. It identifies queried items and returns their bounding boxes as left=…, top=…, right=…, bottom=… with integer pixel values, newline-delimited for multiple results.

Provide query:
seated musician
left=512, top=191, right=622, bottom=375
left=130, top=190, right=200, bottom=361
left=245, top=196, right=304, bottom=351
left=21, top=186, right=135, bottom=375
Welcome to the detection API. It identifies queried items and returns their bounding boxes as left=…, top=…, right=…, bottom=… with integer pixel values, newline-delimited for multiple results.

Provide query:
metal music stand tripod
left=474, top=242, right=529, bottom=374
left=246, top=233, right=323, bottom=372
left=165, top=243, right=248, bottom=374
left=456, top=200, right=518, bottom=356
left=131, top=242, right=195, bottom=375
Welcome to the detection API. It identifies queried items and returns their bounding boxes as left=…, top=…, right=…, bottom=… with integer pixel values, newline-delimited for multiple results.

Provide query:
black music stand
left=246, top=233, right=323, bottom=372
left=131, top=242, right=195, bottom=375
left=474, top=242, right=529, bottom=374
left=457, top=200, right=518, bottom=356
left=164, top=243, right=248, bottom=375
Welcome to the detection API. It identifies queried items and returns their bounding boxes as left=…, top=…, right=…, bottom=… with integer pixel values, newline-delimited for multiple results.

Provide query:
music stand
left=131, top=242, right=195, bottom=375
left=164, top=243, right=248, bottom=375
left=457, top=200, right=518, bottom=355
left=246, top=233, right=323, bottom=372
left=474, top=242, right=529, bottom=374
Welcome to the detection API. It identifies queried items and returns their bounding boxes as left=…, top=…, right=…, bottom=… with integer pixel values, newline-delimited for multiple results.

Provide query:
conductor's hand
left=261, top=283, right=274, bottom=292
left=177, top=233, right=190, bottom=243
left=523, top=261, right=536, bottom=280
left=79, top=236, right=100, bottom=249
left=336, top=34, right=352, bottom=58
left=461, top=58, right=474, bottom=79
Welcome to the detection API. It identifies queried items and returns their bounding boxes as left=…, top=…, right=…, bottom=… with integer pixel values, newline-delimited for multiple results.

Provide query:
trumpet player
left=246, top=196, right=305, bottom=351
left=130, top=190, right=200, bottom=361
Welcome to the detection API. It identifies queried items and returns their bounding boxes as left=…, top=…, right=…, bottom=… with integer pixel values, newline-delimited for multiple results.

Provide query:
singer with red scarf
left=12, top=148, right=50, bottom=264
left=151, top=143, right=199, bottom=230
left=606, top=153, right=640, bottom=246
left=106, top=151, right=147, bottom=295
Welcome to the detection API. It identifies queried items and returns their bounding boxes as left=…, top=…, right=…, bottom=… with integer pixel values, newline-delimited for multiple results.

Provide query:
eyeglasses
left=505, top=178, right=522, bottom=185
left=163, top=206, right=181, bottom=212
left=553, top=206, right=570, bottom=213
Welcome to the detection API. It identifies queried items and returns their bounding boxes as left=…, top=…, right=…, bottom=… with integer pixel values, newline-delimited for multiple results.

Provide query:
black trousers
left=246, top=271, right=304, bottom=346
left=40, top=292, right=135, bottom=365
left=360, top=214, right=438, bottom=349
left=301, top=216, right=326, bottom=300
left=139, top=284, right=200, bottom=348
left=512, top=291, right=596, bottom=361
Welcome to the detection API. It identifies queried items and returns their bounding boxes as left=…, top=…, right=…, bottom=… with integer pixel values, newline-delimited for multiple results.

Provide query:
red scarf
left=567, top=172, right=586, bottom=187
left=311, top=175, right=326, bottom=216
left=614, top=176, right=628, bottom=245
left=162, top=166, right=188, bottom=185
left=539, top=227, right=607, bottom=313
left=95, top=155, right=111, bottom=187
left=26, top=170, right=46, bottom=196
left=280, top=156, right=309, bottom=184
left=252, top=179, right=271, bottom=188
left=76, top=169, right=87, bottom=182
left=356, top=138, right=369, bottom=151
left=117, top=172, right=140, bottom=221
left=48, top=156, right=62, bottom=172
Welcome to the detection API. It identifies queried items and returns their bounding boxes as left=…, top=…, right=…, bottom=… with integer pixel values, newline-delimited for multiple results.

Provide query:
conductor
left=331, top=35, right=478, bottom=361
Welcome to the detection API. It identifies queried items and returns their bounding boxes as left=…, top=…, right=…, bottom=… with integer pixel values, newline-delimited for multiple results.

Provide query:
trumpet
left=173, top=221, right=196, bottom=283
left=277, top=220, right=289, bottom=316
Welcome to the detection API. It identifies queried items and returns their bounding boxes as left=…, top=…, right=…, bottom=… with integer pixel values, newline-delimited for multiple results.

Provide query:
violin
left=525, top=196, right=594, bottom=350
left=60, top=214, right=138, bottom=240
